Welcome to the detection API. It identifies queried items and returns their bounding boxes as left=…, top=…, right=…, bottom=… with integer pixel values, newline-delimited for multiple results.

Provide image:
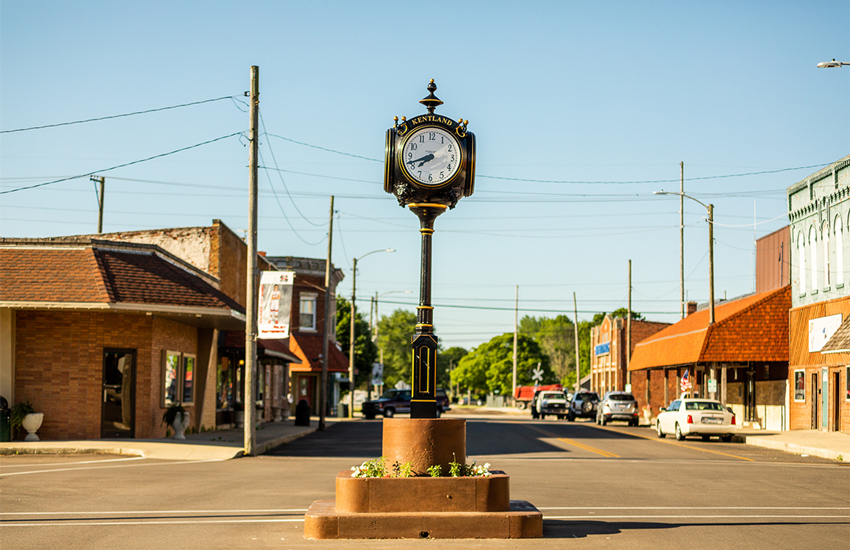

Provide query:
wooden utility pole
left=512, top=285, right=518, bottom=403
left=348, top=257, right=357, bottom=418
left=627, top=259, right=632, bottom=388
left=91, top=176, right=105, bottom=233
left=244, top=65, right=259, bottom=456
left=573, top=292, right=580, bottom=394
left=319, top=195, right=334, bottom=431
left=680, top=161, right=685, bottom=319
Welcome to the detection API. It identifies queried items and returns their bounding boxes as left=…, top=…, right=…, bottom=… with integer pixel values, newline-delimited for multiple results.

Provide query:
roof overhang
left=0, top=301, right=246, bottom=331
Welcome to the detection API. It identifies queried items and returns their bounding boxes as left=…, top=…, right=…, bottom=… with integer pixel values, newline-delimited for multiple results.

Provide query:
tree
left=437, top=346, right=468, bottom=391
left=335, top=296, right=378, bottom=390
left=520, top=314, right=576, bottom=383
left=451, top=333, right=552, bottom=397
left=375, top=309, right=417, bottom=389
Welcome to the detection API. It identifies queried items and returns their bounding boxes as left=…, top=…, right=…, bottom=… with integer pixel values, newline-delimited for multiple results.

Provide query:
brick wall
left=14, top=310, right=201, bottom=440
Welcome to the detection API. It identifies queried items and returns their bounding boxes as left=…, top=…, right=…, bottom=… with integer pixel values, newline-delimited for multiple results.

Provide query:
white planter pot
left=22, top=412, right=44, bottom=442
left=171, top=411, right=190, bottom=440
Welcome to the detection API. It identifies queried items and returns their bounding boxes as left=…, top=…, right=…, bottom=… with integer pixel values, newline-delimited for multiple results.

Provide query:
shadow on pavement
left=543, top=519, right=850, bottom=539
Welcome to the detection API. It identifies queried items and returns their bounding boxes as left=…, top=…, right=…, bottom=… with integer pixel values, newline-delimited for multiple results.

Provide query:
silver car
left=596, top=391, right=639, bottom=426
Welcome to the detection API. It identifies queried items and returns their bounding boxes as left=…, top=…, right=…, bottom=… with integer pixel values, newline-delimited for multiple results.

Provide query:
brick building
left=589, top=316, right=669, bottom=396
left=0, top=220, right=349, bottom=439
left=628, top=286, right=791, bottom=430
left=0, top=238, right=244, bottom=439
left=787, top=155, right=850, bottom=433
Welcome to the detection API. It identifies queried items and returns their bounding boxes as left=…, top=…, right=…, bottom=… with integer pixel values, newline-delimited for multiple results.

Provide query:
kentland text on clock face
left=399, top=126, right=462, bottom=186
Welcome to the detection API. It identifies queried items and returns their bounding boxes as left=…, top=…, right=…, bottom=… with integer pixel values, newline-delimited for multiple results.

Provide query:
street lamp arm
left=355, top=248, right=395, bottom=263
left=817, top=59, right=850, bottom=68
left=653, top=190, right=709, bottom=212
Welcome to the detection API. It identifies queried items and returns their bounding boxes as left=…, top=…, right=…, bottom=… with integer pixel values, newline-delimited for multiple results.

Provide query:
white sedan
left=655, top=398, right=737, bottom=442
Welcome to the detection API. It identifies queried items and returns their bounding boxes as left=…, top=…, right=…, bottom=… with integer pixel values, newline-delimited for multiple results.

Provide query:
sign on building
left=808, top=313, right=842, bottom=352
left=258, top=271, right=295, bottom=338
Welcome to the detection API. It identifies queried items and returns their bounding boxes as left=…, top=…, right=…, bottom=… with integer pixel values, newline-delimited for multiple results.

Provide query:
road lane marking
left=1, top=519, right=306, bottom=527
left=0, top=457, right=145, bottom=469
left=0, top=458, right=226, bottom=477
left=0, top=508, right=309, bottom=516
left=538, top=506, right=850, bottom=510
left=543, top=515, right=850, bottom=520
left=526, top=425, right=620, bottom=458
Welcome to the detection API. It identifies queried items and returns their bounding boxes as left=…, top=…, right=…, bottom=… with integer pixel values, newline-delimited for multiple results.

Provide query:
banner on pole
left=258, top=271, right=295, bottom=338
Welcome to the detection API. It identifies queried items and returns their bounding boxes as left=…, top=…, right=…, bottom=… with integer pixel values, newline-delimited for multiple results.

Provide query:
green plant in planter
left=161, top=403, right=187, bottom=427
left=9, top=400, right=35, bottom=439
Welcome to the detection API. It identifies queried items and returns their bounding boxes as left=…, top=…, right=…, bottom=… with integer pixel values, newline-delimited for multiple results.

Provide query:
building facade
left=787, top=154, right=850, bottom=433
left=589, top=316, right=669, bottom=396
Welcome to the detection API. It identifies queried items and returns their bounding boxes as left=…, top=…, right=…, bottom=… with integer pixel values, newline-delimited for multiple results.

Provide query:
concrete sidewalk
left=0, top=417, right=336, bottom=461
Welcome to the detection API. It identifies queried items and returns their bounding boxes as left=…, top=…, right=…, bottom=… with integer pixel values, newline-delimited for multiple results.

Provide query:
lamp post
left=817, top=59, right=850, bottom=68
left=348, top=248, right=395, bottom=418
left=654, top=191, right=715, bottom=325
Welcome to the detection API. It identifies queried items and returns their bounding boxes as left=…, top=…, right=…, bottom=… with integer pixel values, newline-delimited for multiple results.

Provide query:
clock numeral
left=448, top=144, right=453, bottom=152
left=447, top=164, right=451, bottom=172
left=410, top=143, right=418, bottom=151
left=439, top=171, right=444, bottom=180
left=419, top=135, right=425, bottom=143
left=428, top=173, right=433, bottom=182
left=429, top=132, right=436, bottom=141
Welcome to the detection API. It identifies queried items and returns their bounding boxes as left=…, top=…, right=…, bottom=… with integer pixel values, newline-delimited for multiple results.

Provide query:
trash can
left=0, top=396, right=10, bottom=442
left=294, top=399, right=311, bottom=426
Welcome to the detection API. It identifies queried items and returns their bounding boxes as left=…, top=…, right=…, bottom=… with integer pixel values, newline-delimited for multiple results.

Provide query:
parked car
left=361, top=388, right=449, bottom=419
left=655, top=397, right=737, bottom=442
left=596, top=391, right=639, bottom=426
left=567, top=391, right=599, bottom=421
left=530, top=390, right=568, bottom=420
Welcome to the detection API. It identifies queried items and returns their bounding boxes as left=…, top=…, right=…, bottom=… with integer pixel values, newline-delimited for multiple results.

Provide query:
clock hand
left=406, top=153, right=435, bottom=167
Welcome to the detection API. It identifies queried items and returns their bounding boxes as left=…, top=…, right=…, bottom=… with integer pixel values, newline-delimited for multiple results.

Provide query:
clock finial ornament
left=419, top=79, right=443, bottom=114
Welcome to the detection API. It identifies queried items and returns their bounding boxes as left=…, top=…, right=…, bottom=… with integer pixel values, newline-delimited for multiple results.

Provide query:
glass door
left=102, top=350, right=135, bottom=438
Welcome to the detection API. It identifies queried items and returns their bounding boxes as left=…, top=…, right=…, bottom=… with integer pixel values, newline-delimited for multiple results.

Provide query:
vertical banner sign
left=259, top=271, right=295, bottom=338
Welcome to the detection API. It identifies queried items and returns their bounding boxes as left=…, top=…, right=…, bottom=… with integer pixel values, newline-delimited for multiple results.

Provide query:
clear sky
left=2, top=1, right=848, bottom=350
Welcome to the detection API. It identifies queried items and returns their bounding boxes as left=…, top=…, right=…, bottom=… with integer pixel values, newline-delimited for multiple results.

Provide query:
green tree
left=437, top=346, right=468, bottom=391
left=375, top=309, right=417, bottom=389
left=451, top=333, right=552, bottom=397
left=520, top=314, right=576, bottom=383
left=335, top=296, right=378, bottom=390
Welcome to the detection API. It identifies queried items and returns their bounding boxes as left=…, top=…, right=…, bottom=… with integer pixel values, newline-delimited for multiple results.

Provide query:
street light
left=348, top=248, right=395, bottom=418
left=817, top=59, right=850, bottom=68
left=654, top=191, right=715, bottom=325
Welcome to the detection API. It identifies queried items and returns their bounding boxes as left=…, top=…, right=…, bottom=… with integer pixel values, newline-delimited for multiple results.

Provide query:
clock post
left=384, top=80, right=475, bottom=418
left=304, top=81, right=543, bottom=539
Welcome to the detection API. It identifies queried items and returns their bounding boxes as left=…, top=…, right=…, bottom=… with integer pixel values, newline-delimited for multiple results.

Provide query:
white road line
left=537, top=506, right=850, bottom=510
left=0, top=458, right=226, bottom=477
left=0, top=509, right=309, bottom=516
left=0, top=457, right=145, bottom=469
left=544, top=515, right=850, bottom=520
left=1, top=519, right=306, bottom=527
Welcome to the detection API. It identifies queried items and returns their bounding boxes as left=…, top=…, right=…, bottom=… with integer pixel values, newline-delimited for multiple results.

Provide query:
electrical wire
left=263, top=133, right=382, bottom=163
left=1, top=95, right=243, bottom=134
left=0, top=132, right=244, bottom=195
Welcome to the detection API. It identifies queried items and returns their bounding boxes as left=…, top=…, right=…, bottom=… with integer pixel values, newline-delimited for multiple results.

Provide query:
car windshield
left=541, top=392, right=564, bottom=399
left=381, top=390, right=402, bottom=399
left=685, top=401, right=724, bottom=411
left=608, top=394, right=635, bottom=401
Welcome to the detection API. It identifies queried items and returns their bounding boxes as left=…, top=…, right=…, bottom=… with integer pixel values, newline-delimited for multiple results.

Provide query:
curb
left=740, top=435, right=846, bottom=462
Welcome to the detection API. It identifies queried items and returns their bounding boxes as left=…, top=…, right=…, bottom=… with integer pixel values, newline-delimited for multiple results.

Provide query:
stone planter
left=171, top=411, right=190, bottom=440
left=22, top=412, right=44, bottom=442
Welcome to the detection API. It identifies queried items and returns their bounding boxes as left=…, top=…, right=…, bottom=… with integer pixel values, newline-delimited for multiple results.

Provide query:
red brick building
left=628, top=286, right=791, bottom=430
left=589, top=316, right=669, bottom=396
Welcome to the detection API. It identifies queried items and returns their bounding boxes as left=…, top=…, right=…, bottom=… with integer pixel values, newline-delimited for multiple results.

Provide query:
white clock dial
left=399, top=126, right=462, bottom=186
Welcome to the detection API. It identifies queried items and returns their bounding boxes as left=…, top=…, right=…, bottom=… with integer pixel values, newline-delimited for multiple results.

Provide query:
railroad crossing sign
left=531, top=363, right=543, bottom=385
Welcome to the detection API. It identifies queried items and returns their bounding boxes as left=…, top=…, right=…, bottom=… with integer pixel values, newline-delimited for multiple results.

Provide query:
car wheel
left=540, top=413, right=546, bottom=420
left=558, top=415, right=565, bottom=420
left=601, top=416, right=608, bottom=426
left=364, top=413, right=375, bottom=420
left=701, top=435, right=710, bottom=441
left=568, top=412, right=574, bottom=422
left=531, top=410, right=538, bottom=419
left=435, top=407, right=442, bottom=418
left=675, top=423, right=685, bottom=441
left=721, top=434, right=733, bottom=443
left=383, top=408, right=395, bottom=418
left=656, top=421, right=665, bottom=438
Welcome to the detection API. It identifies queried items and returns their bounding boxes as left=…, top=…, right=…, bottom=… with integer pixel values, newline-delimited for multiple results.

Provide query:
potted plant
left=10, top=400, right=43, bottom=441
left=161, top=402, right=190, bottom=440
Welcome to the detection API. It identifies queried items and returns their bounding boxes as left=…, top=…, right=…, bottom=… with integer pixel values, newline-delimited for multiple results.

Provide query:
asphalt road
left=2, top=413, right=848, bottom=549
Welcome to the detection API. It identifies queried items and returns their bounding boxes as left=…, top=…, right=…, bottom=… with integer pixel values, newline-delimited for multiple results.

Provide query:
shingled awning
left=628, top=285, right=790, bottom=371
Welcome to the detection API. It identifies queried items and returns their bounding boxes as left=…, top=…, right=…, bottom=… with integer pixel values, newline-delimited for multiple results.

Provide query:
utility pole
left=708, top=203, right=715, bottom=325
left=680, top=161, right=685, bottom=319
left=244, top=65, right=259, bottom=456
left=319, top=195, right=334, bottom=431
left=573, top=292, right=580, bottom=394
left=627, top=259, right=632, bottom=389
left=512, top=285, right=518, bottom=403
left=91, top=176, right=105, bottom=233
left=348, top=257, right=357, bottom=418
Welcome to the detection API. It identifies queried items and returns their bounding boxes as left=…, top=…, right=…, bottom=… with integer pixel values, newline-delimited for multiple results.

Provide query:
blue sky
left=2, top=1, right=848, bottom=350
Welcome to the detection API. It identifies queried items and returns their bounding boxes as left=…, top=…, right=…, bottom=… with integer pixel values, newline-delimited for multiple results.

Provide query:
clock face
left=399, top=126, right=462, bottom=186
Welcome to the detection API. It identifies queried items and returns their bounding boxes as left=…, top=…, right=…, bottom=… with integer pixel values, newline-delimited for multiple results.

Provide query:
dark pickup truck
left=361, top=388, right=450, bottom=419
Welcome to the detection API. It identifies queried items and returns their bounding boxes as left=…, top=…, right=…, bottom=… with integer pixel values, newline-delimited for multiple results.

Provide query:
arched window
left=798, top=231, right=806, bottom=293
left=809, top=225, right=818, bottom=292
left=835, top=216, right=844, bottom=286
left=823, top=222, right=830, bottom=287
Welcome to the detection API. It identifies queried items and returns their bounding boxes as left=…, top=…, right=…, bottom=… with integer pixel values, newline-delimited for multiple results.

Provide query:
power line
left=0, top=95, right=243, bottom=134
left=0, top=132, right=244, bottom=195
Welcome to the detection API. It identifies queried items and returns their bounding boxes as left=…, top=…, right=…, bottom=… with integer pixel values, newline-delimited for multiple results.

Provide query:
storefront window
left=794, top=369, right=805, bottom=402
left=182, top=355, right=195, bottom=405
left=300, top=294, right=317, bottom=331
left=163, top=350, right=180, bottom=406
